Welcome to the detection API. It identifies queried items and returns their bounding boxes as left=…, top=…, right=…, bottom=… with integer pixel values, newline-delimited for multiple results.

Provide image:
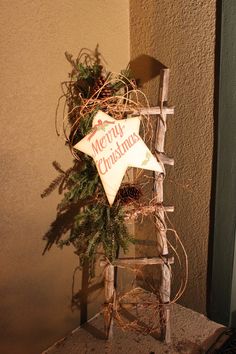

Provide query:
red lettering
left=121, top=138, right=132, bottom=153
left=97, top=159, right=107, bottom=175
left=94, top=132, right=141, bottom=175
left=92, top=140, right=101, bottom=156
left=100, top=136, right=107, bottom=149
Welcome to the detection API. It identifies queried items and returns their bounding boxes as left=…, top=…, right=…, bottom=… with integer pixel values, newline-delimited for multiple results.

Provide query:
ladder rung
left=156, top=152, right=174, bottom=166
left=139, top=106, right=174, bottom=115
left=112, top=256, right=174, bottom=266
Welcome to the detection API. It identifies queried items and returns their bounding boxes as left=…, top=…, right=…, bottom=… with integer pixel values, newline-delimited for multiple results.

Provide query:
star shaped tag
left=74, top=110, right=163, bottom=205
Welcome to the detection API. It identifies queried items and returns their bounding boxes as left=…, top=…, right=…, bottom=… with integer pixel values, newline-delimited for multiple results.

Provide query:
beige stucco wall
left=0, top=1, right=129, bottom=354
left=130, top=0, right=215, bottom=314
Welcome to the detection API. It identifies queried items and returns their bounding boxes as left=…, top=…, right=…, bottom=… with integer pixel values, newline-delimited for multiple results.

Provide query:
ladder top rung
left=139, top=106, right=174, bottom=115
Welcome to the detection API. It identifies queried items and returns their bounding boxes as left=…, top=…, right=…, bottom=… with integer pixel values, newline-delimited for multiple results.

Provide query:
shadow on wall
left=41, top=160, right=104, bottom=326
left=71, top=262, right=103, bottom=324
left=42, top=203, right=104, bottom=325
left=129, top=54, right=167, bottom=86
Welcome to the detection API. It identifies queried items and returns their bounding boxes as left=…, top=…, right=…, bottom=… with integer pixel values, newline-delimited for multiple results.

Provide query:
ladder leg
left=165, top=305, right=171, bottom=344
left=104, top=264, right=114, bottom=339
left=160, top=258, right=171, bottom=343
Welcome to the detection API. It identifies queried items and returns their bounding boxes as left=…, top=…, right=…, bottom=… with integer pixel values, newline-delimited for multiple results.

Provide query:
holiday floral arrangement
left=42, top=48, right=189, bottom=338
left=41, top=48, right=161, bottom=273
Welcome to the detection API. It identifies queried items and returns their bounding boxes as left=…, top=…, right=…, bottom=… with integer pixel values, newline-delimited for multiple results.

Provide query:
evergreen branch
left=41, top=174, right=64, bottom=198
left=43, top=49, right=136, bottom=275
left=86, top=232, right=100, bottom=257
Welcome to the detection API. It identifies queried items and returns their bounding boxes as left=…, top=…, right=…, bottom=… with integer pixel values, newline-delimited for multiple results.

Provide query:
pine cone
left=116, top=184, right=142, bottom=205
left=91, top=77, right=114, bottom=98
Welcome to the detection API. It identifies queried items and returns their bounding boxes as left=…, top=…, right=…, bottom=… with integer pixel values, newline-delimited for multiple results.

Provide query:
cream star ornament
left=74, top=110, right=163, bottom=205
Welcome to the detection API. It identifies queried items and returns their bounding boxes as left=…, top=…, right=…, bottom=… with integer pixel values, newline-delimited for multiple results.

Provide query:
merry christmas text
left=91, top=123, right=140, bottom=175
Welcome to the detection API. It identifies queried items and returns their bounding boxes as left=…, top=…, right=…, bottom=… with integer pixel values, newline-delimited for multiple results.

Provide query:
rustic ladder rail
left=101, top=69, right=174, bottom=343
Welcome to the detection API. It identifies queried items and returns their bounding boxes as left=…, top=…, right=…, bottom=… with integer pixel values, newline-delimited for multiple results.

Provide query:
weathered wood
left=104, top=264, right=114, bottom=339
left=139, top=106, right=174, bottom=115
left=124, top=204, right=174, bottom=221
left=100, top=257, right=174, bottom=268
left=155, top=116, right=167, bottom=153
left=155, top=152, right=174, bottom=166
left=125, top=204, right=174, bottom=214
left=155, top=69, right=170, bottom=153
left=114, top=257, right=174, bottom=266
left=164, top=206, right=174, bottom=213
left=165, top=306, right=171, bottom=344
left=155, top=68, right=172, bottom=344
left=101, top=68, right=174, bottom=343
left=104, top=264, right=114, bottom=302
left=157, top=213, right=169, bottom=256
left=159, top=69, right=170, bottom=104
left=154, top=173, right=164, bottom=201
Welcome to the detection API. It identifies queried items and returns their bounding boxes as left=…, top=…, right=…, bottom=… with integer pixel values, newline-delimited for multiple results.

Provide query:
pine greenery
left=42, top=49, right=134, bottom=271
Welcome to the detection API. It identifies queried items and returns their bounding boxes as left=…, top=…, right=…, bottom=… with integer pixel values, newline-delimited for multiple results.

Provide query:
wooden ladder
left=101, top=68, right=174, bottom=343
